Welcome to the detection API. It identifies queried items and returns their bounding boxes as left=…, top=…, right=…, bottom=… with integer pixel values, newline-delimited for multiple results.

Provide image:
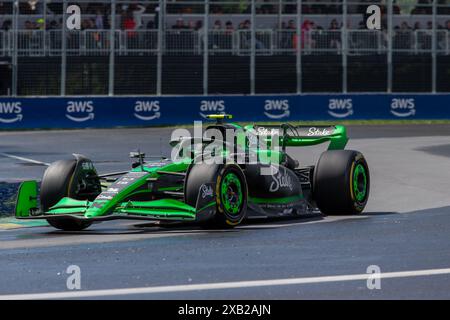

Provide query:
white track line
left=1, top=267, right=450, bottom=300
left=0, top=153, right=50, bottom=166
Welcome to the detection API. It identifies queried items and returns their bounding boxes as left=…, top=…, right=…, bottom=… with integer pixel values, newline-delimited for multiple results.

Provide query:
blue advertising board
left=0, top=94, right=449, bottom=129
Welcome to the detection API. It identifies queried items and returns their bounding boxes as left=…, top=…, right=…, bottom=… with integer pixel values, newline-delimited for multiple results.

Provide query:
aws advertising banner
left=0, top=94, right=449, bottom=129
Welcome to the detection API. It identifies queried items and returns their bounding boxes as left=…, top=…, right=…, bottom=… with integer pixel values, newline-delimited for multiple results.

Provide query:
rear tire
left=41, top=159, right=93, bottom=231
left=313, top=150, right=370, bottom=215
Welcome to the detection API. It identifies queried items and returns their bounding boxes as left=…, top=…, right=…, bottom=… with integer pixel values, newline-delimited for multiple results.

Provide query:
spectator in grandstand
left=81, top=18, right=94, bottom=30
left=300, top=20, right=316, bottom=49
left=213, top=20, right=222, bottom=30
left=122, top=9, right=138, bottom=49
left=130, top=3, right=146, bottom=29
left=172, top=18, right=186, bottom=30
left=95, top=10, right=104, bottom=30
left=24, top=20, right=35, bottom=30
left=287, top=20, right=296, bottom=30
left=153, top=5, right=160, bottom=30
left=413, top=22, right=422, bottom=30
left=393, top=21, right=413, bottom=50
left=225, top=21, right=234, bottom=34
left=21, top=20, right=36, bottom=50
left=47, top=20, right=59, bottom=30
left=194, top=20, right=203, bottom=32
left=1, top=20, right=12, bottom=31
left=147, top=21, right=155, bottom=29
left=400, top=21, right=412, bottom=30
left=122, top=10, right=136, bottom=30
left=358, top=20, right=366, bottom=30
left=36, top=18, right=45, bottom=30
left=328, top=19, right=341, bottom=50
left=187, top=21, right=197, bottom=30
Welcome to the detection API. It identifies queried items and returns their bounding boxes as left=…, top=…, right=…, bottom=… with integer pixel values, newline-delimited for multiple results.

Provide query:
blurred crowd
left=1, top=0, right=450, bottom=16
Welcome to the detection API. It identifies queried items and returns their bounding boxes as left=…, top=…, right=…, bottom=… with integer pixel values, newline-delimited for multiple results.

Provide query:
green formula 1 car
left=15, top=114, right=370, bottom=231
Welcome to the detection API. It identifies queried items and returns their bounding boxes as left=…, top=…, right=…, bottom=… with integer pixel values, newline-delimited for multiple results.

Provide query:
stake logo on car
left=269, top=168, right=293, bottom=192
left=307, top=127, right=332, bottom=136
left=0, top=101, right=23, bottom=123
left=66, top=101, right=95, bottom=122
left=134, top=100, right=161, bottom=121
left=201, top=184, right=214, bottom=199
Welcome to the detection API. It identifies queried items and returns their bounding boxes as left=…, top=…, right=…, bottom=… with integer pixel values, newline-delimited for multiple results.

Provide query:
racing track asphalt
left=0, top=124, right=450, bottom=299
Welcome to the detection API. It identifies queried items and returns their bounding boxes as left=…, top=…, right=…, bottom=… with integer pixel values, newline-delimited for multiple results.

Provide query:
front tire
left=41, top=159, right=95, bottom=231
left=185, top=163, right=248, bottom=228
left=214, top=164, right=248, bottom=227
left=313, top=150, right=370, bottom=215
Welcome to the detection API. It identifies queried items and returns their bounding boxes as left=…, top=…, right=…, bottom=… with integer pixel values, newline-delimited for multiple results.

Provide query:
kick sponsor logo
left=328, top=98, right=353, bottom=118
left=134, top=100, right=161, bottom=121
left=0, top=101, right=23, bottom=123
left=66, top=101, right=94, bottom=122
left=390, top=98, right=416, bottom=117
left=199, top=100, right=225, bottom=119
left=264, top=99, right=290, bottom=119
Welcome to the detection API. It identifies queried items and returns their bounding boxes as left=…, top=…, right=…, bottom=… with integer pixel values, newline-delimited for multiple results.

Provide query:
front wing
left=15, top=181, right=216, bottom=223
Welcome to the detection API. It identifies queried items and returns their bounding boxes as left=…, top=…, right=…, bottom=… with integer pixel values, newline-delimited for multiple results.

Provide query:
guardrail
left=1, top=29, right=449, bottom=56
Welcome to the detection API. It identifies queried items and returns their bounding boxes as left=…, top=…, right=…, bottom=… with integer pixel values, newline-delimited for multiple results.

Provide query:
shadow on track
left=37, top=211, right=400, bottom=236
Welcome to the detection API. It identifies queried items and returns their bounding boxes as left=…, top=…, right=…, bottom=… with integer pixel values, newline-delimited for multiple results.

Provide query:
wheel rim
left=220, top=172, right=243, bottom=215
left=353, top=163, right=367, bottom=203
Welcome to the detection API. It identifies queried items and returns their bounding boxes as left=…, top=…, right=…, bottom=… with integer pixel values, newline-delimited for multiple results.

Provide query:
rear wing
left=247, top=125, right=348, bottom=150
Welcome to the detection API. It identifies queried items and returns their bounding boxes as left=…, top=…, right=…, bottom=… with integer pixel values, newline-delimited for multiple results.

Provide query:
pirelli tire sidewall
left=313, top=150, right=370, bottom=215
left=215, top=163, right=248, bottom=227
left=40, top=159, right=93, bottom=231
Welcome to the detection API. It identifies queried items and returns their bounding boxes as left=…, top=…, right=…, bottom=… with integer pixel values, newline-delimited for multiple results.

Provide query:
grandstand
left=0, top=0, right=449, bottom=96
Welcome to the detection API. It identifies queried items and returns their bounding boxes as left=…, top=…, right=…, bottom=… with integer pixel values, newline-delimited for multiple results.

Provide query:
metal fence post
left=250, top=0, right=256, bottom=95
left=11, top=0, right=18, bottom=96
left=387, top=0, right=393, bottom=93
left=342, top=0, right=347, bottom=93
left=60, top=0, right=67, bottom=96
left=278, top=0, right=282, bottom=30
left=203, top=0, right=209, bottom=95
left=296, top=0, right=302, bottom=94
left=43, top=0, right=47, bottom=56
left=108, top=0, right=116, bottom=96
left=156, top=0, right=164, bottom=96
left=432, top=0, right=437, bottom=93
